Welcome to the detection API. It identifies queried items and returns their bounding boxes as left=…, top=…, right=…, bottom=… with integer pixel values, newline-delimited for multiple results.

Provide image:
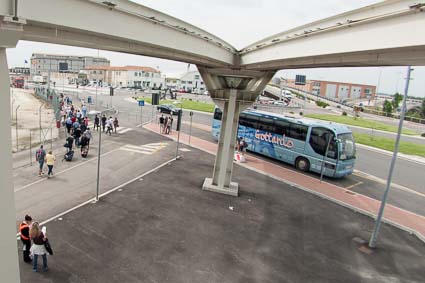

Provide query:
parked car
left=157, top=104, right=182, bottom=115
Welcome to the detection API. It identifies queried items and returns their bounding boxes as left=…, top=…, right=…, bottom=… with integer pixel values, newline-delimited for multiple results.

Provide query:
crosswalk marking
left=119, top=142, right=168, bottom=155
left=117, top=128, right=133, bottom=134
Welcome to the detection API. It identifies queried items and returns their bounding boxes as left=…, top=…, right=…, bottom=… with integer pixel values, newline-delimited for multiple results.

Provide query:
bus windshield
left=338, top=133, right=356, bottom=160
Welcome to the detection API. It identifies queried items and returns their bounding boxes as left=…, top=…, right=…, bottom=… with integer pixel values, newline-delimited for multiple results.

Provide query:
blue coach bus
left=212, top=108, right=356, bottom=178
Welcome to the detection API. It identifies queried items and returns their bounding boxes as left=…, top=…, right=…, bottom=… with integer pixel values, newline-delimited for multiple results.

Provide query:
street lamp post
left=174, top=100, right=183, bottom=159
left=369, top=66, right=412, bottom=249
left=15, top=105, right=20, bottom=151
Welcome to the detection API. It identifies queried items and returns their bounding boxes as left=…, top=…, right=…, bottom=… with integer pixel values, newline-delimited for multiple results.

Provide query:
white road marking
left=119, top=143, right=168, bottom=155
left=117, top=128, right=133, bottom=134
left=14, top=157, right=179, bottom=239
left=120, top=147, right=155, bottom=154
left=354, top=170, right=425, bottom=198
left=14, top=148, right=120, bottom=193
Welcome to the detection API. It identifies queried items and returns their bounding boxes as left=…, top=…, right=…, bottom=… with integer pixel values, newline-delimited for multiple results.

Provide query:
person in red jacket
left=19, top=214, right=33, bottom=263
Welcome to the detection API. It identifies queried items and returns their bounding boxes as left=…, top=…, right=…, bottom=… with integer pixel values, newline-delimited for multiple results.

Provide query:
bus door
left=308, top=127, right=338, bottom=175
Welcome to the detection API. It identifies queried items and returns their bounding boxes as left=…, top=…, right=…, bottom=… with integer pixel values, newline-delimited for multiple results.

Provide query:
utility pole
left=95, top=112, right=102, bottom=202
left=369, top=66, right=412, bottom=249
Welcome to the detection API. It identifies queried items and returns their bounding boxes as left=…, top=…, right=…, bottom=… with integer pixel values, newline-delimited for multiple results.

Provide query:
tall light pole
left=95, top=110, right=102, bottom=201
left=369, top=66, right=412, bottom=249
left=15, top=105, right=20, bottom=151
left=174, top=100, right=183, bottom=159
left=374, top=68, right=383, bottom=108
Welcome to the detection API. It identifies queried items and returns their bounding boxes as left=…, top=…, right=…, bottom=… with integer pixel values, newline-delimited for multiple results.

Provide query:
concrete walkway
left=18, top=141, right=425, bottom=283
left=144, top=123, right=425, bottom=242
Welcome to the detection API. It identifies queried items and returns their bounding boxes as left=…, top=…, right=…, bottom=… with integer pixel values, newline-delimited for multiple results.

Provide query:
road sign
left=295, top=75, right=306, bottom=85
left=189, top=111, right=194, bottom=116
left=138, top=100, right=145, bottom=107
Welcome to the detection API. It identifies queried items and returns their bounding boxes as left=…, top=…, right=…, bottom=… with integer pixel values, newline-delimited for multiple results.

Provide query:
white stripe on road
left=14, top=148, right=120, bottom=193
left=120, top=147, right=155, bottom=154
left=122, top=144, right=155, bottom=151
left=15, top=157, right=179, bottom=239
left=353, top=170, right=425, bottom=198
left=117, top=128, right=133, bottom=134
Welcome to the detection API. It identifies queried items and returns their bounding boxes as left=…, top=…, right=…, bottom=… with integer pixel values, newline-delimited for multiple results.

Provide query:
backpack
left=36, top=149, right=42, bottom=161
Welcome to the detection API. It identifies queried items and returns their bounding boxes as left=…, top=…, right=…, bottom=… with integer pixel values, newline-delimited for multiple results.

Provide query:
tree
left=421, top=99, right=425, bottom=118
left=383, top=99, right=393, bottom=114
left=392, top=92, right=403, bottom=109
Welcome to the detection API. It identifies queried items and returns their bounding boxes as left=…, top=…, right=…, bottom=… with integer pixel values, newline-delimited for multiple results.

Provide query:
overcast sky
left=5, top=0, right=425, bottom=97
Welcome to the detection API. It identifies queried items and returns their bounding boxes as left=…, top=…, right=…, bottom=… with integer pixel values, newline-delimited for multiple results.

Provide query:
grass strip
left=136, top=97, right=215, bottom=113
left=305, top=114, right=417, bottom=135
left=353, top=132, right=425, bottom=157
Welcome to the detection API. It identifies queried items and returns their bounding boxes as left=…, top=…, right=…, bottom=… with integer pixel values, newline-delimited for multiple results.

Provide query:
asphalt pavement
left=18, top=141, right=425, bottom=283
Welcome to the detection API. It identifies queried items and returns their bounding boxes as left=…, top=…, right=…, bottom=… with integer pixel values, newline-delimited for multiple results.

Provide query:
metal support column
left=0, top=48, right=21, bottom=283
left=203, top=89, right=240, bottom=196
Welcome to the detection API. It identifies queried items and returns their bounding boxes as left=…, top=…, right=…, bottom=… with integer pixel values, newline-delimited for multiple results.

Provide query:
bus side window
left=258, top=117, right=275, bottom=132
left=309, top=127, right=337, bottom=158
left=275, top=120, right=290, bottom=136
left=213, top=108, right=222, bottom=121
left=288, top=124, right=308, bottom=140
left=241, top=114, right=259, bottom=129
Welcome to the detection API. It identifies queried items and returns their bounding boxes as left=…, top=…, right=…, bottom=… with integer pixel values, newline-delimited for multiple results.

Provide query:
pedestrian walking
left=83, top=128, right=92, bottom=148
left=65, top=135, right=74, bottom=152
left=94, top=114, right=100, bottom=131
left=101, top=114, right=107, bottom=132
left=84, top=116, right=89, bottom=127
left=163, top=116, right=169, bottom=134
left=165, top=115, right=172, bottom=134
left=106, top=118, right=113, bottom=136
left=113, top=117, right=119, bottom=133
left=65, top=117, right=72, bottom=134
left=74, top=127, right=82, bottom=147
left=30, top=222, right=48, bottom=272
left=35, top=145, right=46, bottom=176
left=45, top=151, right=56, bottom=178
left=81, top=104, right=87, bottom=118
left=159, top=114, right=164, bottom=134
left=19, top=214, right=33, bottom=263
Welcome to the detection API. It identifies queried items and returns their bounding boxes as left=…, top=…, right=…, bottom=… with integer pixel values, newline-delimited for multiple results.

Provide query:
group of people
left=35, top=145, right=56, bottom=178
left=63, top=100, right=93, bottom=154
left=94, top=114, right=119, bottom=136
left=159, top=114, right=174, bottom=135
left=19, top=215, right=50, bottom=272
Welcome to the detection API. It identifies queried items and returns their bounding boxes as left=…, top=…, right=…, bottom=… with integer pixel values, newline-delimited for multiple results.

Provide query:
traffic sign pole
left=189, top=111, right=193, bottom=145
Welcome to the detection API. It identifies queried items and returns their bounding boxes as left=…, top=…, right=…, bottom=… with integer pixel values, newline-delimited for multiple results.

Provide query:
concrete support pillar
left=203, top=89, right=240, bottom=196
left=199, top=66, right=275, bottom=197
left=0, top=48, right=21, bottom=282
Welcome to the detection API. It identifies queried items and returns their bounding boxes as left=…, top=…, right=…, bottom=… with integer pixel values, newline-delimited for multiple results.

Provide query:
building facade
left=179, top=71, right=205, bottom=93
left=82, top=65, right=164, bottom=88
left=284, top=79, right=376, bottom=100
left=30, top=53, right=110, bottom=76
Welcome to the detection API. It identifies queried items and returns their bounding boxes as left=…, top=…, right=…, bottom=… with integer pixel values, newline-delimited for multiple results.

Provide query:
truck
left=32, top=75, right=47, bottom=84
left=12, top=77, right=25, bottom=88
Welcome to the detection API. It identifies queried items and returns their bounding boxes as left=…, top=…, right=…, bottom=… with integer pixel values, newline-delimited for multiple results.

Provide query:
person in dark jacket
left=30, top=222, right=48, bottom=272
left=94, top=114, right=100, bottom=131
left=73, top=127, right=82, bottom=147
left=101, top=114, right=107, bottom=132
left=19, top=215, right=33, bottom=263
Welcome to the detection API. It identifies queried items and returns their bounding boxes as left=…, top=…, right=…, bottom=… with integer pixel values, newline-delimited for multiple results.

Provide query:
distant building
left=30, top=53, right=110, bottom=76
left=9, top=67, right=30, bottom=76
left=82, top=65, right=164, bottom=88
left=284, top=79, right=376, bottom=100
left=180, top=71, right=205, bottom=93
left=165, top=77, right=181, bottom=90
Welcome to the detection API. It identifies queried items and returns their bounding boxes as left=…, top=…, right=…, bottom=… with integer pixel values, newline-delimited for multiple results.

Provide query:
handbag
left=44, top=239, right=53, bottom=255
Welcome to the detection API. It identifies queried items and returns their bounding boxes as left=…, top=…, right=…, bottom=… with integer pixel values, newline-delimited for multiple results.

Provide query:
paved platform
left=144, top=123, right=425, bottom=241
left=18, top=138, right=425, bottom=282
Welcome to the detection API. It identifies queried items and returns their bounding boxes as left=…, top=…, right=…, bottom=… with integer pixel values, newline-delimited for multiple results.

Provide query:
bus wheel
left=295, top=157, right=310, bottom=172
